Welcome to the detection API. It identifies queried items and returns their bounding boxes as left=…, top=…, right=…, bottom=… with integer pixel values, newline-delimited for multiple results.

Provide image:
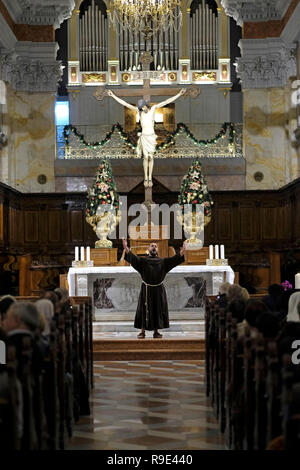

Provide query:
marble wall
left=1, top=84, right=56, bottom=192
left=243, top=83, right=299, bottom=190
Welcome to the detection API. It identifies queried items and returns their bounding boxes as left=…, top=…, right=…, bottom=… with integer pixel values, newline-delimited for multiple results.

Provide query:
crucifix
left=94, top=52, right=200, bottom=208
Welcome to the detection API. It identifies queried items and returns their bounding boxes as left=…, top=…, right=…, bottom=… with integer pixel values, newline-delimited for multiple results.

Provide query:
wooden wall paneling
left=239, top=205, right=255, bottom=241
left=70, top=209, right=84, bottom=243
left=204, top=206, right=216, bottom=244
left=261, top=206, right=277, bottom=240
left=293, top=187, right=300, bottom=242
left=39, top=205, right=48, bottom=246
left=0, top=203, right=3, bottom=243
left=9, top=206, right=19, bottom=247
left=61, top=204, right=70, bottom=244
left=48, top=209, right=62, bottom=243
left=216, top=206, right=232, bottom=242
left=24, top=210, right=39, bottom=244
left=277, top=200, right=291, bottom=241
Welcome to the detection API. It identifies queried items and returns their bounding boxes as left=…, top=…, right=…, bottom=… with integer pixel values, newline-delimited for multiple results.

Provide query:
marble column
left=0, top=42, right=62, bottom=192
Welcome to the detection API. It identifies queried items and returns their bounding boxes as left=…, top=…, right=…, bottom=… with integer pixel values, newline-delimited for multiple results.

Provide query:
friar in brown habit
left=122, top=238, right=187, bottom=338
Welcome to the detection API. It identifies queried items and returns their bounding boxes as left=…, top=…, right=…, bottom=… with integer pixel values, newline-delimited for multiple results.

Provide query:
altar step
left=93, top=337, right=205, bottom=361
left=93, top=319, right=205, bottom=333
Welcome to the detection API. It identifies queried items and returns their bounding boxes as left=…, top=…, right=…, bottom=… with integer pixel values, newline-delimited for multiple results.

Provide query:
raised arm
left=153, top=88, right=186, bottom=110
left=107, top=89, right=137, bottom=111
left=122, top=238, right=143, bottom=273
left=163, top=241, right=187, bottom=273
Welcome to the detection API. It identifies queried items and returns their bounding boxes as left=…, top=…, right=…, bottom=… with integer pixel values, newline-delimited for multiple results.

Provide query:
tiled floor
left=93, top=331, right=205, bottom=340
left=67, top=360, right=227, bottom=450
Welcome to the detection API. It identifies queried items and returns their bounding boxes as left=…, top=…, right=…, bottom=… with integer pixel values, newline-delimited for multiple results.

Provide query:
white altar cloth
left=68, top=265, right=235, bottom=298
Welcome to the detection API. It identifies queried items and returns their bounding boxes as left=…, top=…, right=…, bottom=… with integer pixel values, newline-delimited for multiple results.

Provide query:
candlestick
left=215, top=245, right=219, bottom=259
left=86, top=246, right=90, bottom=262
left=75, top=246, right=79, bottom=262
left=209, top=245, right=214, bottom=260
left=296, top=273, right=300, bottom=289
left=80, top=246, right=85, bottom=261
left=220, top=245, right=225, bottom=259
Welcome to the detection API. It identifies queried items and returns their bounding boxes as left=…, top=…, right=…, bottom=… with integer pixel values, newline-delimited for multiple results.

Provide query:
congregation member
left=0, top=294, right=16, bottom=323
left=237, top=300, right=267, bottom=340
left=262, top=284, right=284, bottom=312
left=216, top=282, right=231, bottom=308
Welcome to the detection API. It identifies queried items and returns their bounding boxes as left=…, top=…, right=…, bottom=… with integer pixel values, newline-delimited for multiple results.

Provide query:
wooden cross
left=94, top=54, right=200, bottom=208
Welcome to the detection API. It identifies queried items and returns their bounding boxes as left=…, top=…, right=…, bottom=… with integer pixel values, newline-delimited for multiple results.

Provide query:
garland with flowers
left=63, top=122, right=235, bottom=153
left=86, top=159, right=120, bottom=217
left=178, top=159, right=214, bottom=220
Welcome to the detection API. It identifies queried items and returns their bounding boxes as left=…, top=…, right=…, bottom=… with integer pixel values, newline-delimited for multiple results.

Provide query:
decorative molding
left=2, top=0, right=75, bottom=29
left=221, top=0, right=292, bottom=26
left=236, top=38, right=297, bottom=88
left=1, top=41, right=63, bottom=92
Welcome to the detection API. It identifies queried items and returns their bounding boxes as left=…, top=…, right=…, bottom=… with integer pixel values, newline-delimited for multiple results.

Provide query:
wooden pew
left=1, top=294, right=94, bottom=449
left=225, top=312, right=233, bottom=448
left=243, top=326, right=255, bottom=450
left=219, top=308, right=226, bottom=433
left=70, top=296, right=93, bottom=391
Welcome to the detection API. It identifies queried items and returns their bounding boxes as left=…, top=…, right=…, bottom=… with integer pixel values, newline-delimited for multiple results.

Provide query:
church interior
left=0, top=0, right=300, bottom=452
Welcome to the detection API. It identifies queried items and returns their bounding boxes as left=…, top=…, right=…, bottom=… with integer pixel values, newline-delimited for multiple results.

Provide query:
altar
left=68, top=264, right=234, bottom=322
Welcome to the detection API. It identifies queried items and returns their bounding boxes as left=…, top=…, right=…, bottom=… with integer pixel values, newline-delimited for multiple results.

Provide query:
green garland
left=156, top=122, right=235, bottom=151
left=63, top=122, right=235, bottom=153
left=63, top=123, right=137, bottom=150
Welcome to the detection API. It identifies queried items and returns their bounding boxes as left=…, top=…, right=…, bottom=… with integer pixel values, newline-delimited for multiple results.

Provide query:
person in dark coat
left=123, top=238, right=186, bottom=338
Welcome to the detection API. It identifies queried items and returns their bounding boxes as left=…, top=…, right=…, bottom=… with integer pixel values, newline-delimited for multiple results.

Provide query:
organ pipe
left=79, top=0, right=108, bottom=72
left=190, top=0, right=219, bottom=71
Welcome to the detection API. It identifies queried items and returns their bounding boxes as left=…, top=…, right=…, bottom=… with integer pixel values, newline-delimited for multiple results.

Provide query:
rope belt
left=142, top=280, right=163, bottom=328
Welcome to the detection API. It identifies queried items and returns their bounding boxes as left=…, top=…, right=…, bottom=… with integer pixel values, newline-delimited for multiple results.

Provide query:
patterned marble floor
left=66, top=360, right=227, bottom=450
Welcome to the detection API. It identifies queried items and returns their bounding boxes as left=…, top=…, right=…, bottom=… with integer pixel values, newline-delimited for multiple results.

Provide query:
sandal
left=137, top=332, right=145, bottom=339
left=153, top=332, right=163, bottom=338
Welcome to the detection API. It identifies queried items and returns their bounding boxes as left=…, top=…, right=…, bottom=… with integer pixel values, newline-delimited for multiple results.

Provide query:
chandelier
left=109, top=0, right=182, bottom=40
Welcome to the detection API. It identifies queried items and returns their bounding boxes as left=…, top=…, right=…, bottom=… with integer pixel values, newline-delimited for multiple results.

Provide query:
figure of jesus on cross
left=106, top=87, right=186, bottom=187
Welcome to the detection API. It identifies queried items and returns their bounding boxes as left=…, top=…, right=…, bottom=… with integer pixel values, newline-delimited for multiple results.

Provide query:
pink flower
left=190, top=182, right=200, bottom=190
left=281, top=280, right=292, bottom=291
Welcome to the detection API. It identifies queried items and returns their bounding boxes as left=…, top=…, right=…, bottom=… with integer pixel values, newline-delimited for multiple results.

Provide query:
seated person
left=216, top=282, right=231, bottom=308
left=0, top=295, right=16, bottom=324
left=262, top=284, right=284, bottom=312
left=227, top=298, right=246, bottom=324
left=255, top=311, right=281, bottom=340
left=2, top=302, right=41, bottom=377
left=238, top=300, right=267, bottom=340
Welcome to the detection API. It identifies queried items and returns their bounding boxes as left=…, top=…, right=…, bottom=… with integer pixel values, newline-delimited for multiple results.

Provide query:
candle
left=296, top=273, right=300, bottom=289
left=220, top=245, right=225, bottom=259
left=75, top=246, right=79, bottom=261
left=86, top=246, right=90, bottom=261
left=80, top=246, right=85, bottom=261
left=209, top=245, right=214, bottom=260
left=215, top=245, right=219, bottom=259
